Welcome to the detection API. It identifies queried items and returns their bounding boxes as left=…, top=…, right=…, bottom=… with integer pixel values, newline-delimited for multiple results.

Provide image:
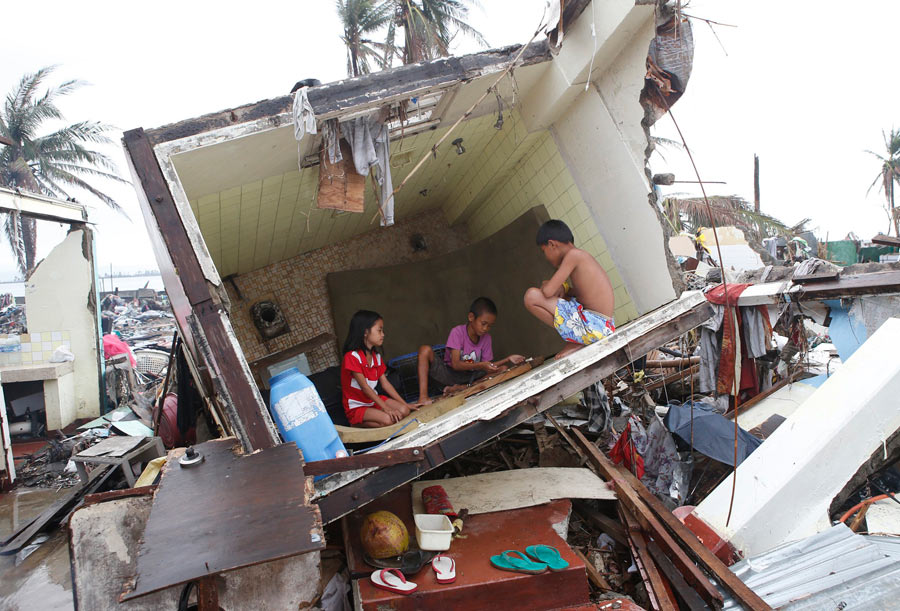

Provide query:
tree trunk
left=21, top=215, right=36, bottom=274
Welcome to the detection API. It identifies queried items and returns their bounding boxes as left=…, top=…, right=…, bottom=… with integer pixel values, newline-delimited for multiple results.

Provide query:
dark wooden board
left=122, top=128, right=278, bottom=452
left=121, top=439, right=323, bottom=601
left=872, top=233, right=900, bottom=248
left=302, top=447, right=425, bottom=476
left=794, top=270, right=900, bottom=299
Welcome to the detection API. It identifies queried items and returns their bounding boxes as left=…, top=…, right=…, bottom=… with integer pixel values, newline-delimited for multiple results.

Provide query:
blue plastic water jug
left=268, top=368, right=347, bottom=476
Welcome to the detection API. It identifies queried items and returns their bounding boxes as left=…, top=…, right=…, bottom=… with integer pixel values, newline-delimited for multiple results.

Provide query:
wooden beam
left=572, top=500, right=627, bottom=547
left=645, top=364, right=699, bottom=392
left=646, top=539, right=710, bottom=611
left=122, top=128, right=278, bottom=452
left=572, top=429, right=770, bottom=611
left=302, top=448, right=425, bottom=476
left=724, top=371, right=805, bottom=420
left=645, top=357, right=700, bottom=368
left=872, top=233, right=900, bottom=248
left=787, top=270, right=900, bottom=299
left=619, top=505, right=678, bottom=611
left=572, top=548, right=613, bottom=592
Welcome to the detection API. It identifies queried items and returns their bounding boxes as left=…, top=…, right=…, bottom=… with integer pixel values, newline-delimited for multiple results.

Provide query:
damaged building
left=8, top=1, right=896, bottom=610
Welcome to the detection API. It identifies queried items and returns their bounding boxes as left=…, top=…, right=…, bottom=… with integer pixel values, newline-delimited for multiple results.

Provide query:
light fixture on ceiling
left=452, top=138, right=466, bottom=155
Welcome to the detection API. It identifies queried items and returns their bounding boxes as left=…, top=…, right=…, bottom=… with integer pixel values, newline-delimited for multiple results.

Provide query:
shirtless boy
left=524, top=220, right=616, bottom=358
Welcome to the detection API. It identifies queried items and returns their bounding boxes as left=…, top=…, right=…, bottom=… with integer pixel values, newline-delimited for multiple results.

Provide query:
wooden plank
left=410, top=468, right=615, bottom=515
left=573, top=548, right=613, bottom=592
left=724, top=371, right=805, bottom=420
left=620, top=505, right=677, bottom=611
left=645, top=357, right=700, bottom=368
left=645, top=364, right=699, bottom=392
left=121, top=439, right=324, bottom=601
left=335, top=393, right=466, bottom=444
left=791, top=271, right=840, bottom=284
left=787, top=270, right=900, bottom=299
left=460, top=358, right=542, bottom=398
left=572, top=500, right=628, bottom=547
left=122, top=128, right=278, bottom=452
left=75, top=436, right=143, bottom=458
left=317, top=140, right=365, bottom=212
left=572, top=429, right=770, bottom=611
left=646, top=540, right=711, bottom=610
left=873, top=233, right=900, bottom=248
left=302, top=448, right=425, bottom=476
left=572, top=430, right=724, bottom=609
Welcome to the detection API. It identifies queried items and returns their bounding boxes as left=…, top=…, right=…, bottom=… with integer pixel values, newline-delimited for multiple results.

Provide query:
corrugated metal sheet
left=721, top=523, right=900, bottom=610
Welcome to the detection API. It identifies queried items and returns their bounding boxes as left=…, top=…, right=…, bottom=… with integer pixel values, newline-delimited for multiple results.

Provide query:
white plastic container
left=414, top=514, right=454, bottom=551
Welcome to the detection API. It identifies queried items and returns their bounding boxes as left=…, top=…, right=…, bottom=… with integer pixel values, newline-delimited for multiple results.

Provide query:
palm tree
left=660, top=194, right=794, bottom=243
left=866, top=128, right=900, bottom=237
left=0, top=66, right=127, bottom=275
left=389, top=0, right=487, bottom=64
left=336, top=0, right=396, bottom=77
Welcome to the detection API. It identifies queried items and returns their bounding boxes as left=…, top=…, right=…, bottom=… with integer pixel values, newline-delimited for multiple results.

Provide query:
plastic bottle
left=268, top=368, right=347, bottom=477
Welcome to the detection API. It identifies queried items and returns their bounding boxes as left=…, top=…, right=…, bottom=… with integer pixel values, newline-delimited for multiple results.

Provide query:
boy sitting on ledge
left=524, top=220, right=616, bottom=359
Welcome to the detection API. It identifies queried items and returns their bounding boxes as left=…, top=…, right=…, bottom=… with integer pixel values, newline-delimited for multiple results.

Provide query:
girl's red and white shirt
left=341, top=350, right=385, bottom=411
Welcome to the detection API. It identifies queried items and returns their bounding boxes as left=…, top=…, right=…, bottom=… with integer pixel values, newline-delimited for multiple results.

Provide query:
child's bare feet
left=416, top=396, right=433, bottom=407
left=555, top=343, right=585, bottom=360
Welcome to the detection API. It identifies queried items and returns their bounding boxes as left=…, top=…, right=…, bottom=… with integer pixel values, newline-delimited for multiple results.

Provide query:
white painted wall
left=694, top=318, right=900, bottom=556
left=552, top=86, right=677, bottom=314
left=25, top=228, right=102, bottom=420
left=517, top=1, right=678, bottom=315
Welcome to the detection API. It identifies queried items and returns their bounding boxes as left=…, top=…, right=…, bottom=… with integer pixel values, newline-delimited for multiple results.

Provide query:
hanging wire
left=656, top=95, right=741, bottom=526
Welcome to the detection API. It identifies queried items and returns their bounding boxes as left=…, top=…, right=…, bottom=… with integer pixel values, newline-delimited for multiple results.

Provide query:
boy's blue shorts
left=553, top=298, right=616, bottom=345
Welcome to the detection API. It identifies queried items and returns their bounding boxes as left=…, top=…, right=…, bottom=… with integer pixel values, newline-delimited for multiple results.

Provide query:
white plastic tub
left=414, top=514, right=453, bottom=551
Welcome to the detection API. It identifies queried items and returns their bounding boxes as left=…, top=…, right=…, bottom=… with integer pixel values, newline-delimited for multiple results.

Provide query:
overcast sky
left=2, top=0, right=898, bottom=279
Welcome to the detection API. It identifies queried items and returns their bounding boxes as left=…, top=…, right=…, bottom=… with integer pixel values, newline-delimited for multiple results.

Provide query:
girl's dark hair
left=342, top=310, right=383, bottom=355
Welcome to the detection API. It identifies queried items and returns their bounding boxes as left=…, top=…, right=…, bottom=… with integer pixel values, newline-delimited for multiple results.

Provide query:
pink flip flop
left=370, top=568, right=418, bottom=595
left=431, top=554, right=456, bottom=584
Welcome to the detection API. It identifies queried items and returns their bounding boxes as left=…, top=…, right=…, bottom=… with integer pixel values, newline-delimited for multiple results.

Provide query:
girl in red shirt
left=341, top=310, right=418, bottom=427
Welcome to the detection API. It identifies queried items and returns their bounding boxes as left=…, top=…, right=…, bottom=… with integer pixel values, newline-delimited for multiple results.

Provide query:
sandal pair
left=370, top=554, right=456, bottom=595
left=490, top=545, right=570, bottom=574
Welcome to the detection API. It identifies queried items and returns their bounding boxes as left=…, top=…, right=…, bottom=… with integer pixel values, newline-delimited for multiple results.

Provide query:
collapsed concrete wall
left=25, top=227, right=102, bottom=420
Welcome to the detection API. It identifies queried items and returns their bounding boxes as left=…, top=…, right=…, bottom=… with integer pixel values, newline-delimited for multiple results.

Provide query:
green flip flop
left=524, top=545, right=570, bottom=571
left=490, top=550, right=548, bottom=574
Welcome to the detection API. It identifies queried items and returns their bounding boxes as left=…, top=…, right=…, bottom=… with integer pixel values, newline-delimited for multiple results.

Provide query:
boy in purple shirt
left=416, top=297, right=524, bottom=405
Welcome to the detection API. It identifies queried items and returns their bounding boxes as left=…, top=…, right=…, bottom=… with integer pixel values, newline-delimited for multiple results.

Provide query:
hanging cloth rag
left=321, top=119, right=343, bottom=165
left=292, top=86, right=317, bottom=141
left=342, top=110, right=395, bottom=226
left=705, top=283, right=751, bottom=397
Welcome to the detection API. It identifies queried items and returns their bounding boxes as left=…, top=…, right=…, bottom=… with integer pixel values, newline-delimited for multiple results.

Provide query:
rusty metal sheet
left=121, top=438, right=323, bottom=601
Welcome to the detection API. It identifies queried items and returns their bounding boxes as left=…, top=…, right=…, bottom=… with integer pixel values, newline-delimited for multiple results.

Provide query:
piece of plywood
left=77, top=436, right=144, bottom=458
left=335, top=393, right=465, bottom=444
left=317, top=140, right=365, bottom=213
left=334, top=359, right=538, bottom=444
left=411, top=468, right=615, bottom=516
left=120, top=438, right=324, bottom=601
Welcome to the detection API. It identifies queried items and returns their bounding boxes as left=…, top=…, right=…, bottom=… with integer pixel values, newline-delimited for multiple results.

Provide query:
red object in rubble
left=609, top=422, right=645, bottom=479
left=156, top=393, right=196, bottom=449
left=422, top=485, right=457, bottom=518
